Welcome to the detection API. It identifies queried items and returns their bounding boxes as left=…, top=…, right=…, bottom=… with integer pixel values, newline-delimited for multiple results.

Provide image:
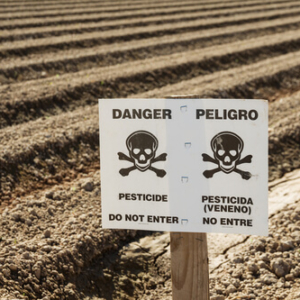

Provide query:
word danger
left=196, top=109, right=258, bottom=120
left=119, top=193, right=168, bottom=202
left=112, top=109, right=172, bottom=119
left=109, top=213, right=179, bottom=223
left=203, top=217, right=253, bottom=227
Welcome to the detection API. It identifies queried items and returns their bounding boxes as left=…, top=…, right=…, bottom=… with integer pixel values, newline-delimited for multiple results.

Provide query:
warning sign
left=99, top=99, right=268, bottom=235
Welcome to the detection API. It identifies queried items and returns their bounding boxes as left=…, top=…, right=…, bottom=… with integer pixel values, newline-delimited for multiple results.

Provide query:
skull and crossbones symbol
left=202, top=131, right=252, bottom=180
left=118, top=130, right=167, bottom=177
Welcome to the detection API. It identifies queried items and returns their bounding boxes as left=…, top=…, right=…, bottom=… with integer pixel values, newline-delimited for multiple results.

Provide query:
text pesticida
left=202, top=195, right=253, bottom=205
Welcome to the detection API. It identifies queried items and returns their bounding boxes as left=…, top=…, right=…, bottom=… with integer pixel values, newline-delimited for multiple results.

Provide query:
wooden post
left=168, top=95, right=209, bottom=299
left=170, top=232, right=209, bottom=300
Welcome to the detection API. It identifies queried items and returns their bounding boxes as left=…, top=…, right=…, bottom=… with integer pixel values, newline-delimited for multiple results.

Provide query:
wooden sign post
left=171, top=232, right=209, bottom=300
left=168, top=96, right=210, bottom=300
left=169, top=95, right=209, bottom=299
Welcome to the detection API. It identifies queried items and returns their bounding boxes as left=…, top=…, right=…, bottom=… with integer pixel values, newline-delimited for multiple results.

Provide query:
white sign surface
left=99, top=99, right=268, bottom=235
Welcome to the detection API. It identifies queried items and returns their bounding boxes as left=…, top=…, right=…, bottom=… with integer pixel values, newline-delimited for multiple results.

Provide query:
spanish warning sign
left=99, top=99, right=268, bottom=236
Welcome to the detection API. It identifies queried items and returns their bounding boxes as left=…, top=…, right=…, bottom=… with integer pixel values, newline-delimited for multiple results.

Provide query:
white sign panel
left=99, top=99, right=268, bottom=235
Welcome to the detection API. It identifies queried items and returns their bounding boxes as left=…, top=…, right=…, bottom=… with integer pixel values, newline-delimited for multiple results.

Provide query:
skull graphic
left=126, top=131, right=158, bottom=171
left=118, top=131, right=167, bottom=177
left=213, top=132, right=243, bottom=173
left=202, top=131, right=252, bottom=180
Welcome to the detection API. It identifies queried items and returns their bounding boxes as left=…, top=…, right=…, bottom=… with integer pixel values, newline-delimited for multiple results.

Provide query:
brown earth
left=1, top=0, right=296, bottom=30
left=1, top=1, right=299, bottom=39
left=1, top=0, right=300, bottom=299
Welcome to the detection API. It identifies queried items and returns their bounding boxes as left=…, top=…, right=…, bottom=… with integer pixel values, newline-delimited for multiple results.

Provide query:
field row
left=1, top=27, right=300, bottom=120
left=0, top=169, right=145, bottom=299
left=0, top=105, right=99, bottom=199
left=0, top=0, right=290, bottom=12
left=0, top=0, right=235, bottom=8
left=2, top=2, right=300, bottom=42
left=0, top=0, right=257, bottom=17
left=2, top=9, right=300, bottom=59
left=1, top=16, right=300, bottom=83
left=0, top=0, right=298, bottom=29
left=2, top=3, right=300, bottom=42
left=1, top=0, right=300, bottom=205
left=1, top=0, right=298, bottom=20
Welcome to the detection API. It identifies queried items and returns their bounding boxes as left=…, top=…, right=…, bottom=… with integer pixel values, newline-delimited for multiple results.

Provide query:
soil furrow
left=0, top=0, right=297, bottom=21
left=134, top=51, right=300, bottom=100
left=1, top=32, right=300, bottom=127
left=1, top=8, right=300, bottom=59
left=0, top=168, right=149, bottom=299
left=0, top=0, right=232, bottom=10
left=269, top=91, right=300, bottom=127
left=0, top=105, right=99, bottom=201
left=0, top=0, right=214, bottom=20
left=0, top=0, right=297, bottom=30
left=0, top=0, right=248, bottom=19
left=2, top=1, right=300, bottom=43
left=2, top=19, right=300, bottom=84
left=0, top=0, right=290, bottom=13
left=268, top=105, right=300, bottom=181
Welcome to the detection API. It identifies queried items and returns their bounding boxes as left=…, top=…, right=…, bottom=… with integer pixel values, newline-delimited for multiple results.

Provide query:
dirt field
left=1, top=0, right=300, bottom=299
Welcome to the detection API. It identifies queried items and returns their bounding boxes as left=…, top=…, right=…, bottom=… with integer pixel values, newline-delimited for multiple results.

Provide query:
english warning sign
left=99, top=99, right=268, bottom=235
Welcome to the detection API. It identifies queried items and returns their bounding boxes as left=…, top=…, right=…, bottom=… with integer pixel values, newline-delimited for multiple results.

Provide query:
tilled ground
left=1, top=0, right=300, bottom=299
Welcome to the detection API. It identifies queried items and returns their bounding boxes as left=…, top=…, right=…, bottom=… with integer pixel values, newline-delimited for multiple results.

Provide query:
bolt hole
left=181, top=176, right=188, bottom=183
left=180, top=105, right=187, bottom=112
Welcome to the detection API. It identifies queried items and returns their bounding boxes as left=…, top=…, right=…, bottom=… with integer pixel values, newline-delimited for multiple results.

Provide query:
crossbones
left=202, top=131, right=252, bottom=180
left=118, top=130, right=167, bottom=177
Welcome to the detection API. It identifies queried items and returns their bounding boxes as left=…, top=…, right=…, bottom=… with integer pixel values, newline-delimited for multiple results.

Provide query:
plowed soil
left=1, top=0, right=300, bottom=299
